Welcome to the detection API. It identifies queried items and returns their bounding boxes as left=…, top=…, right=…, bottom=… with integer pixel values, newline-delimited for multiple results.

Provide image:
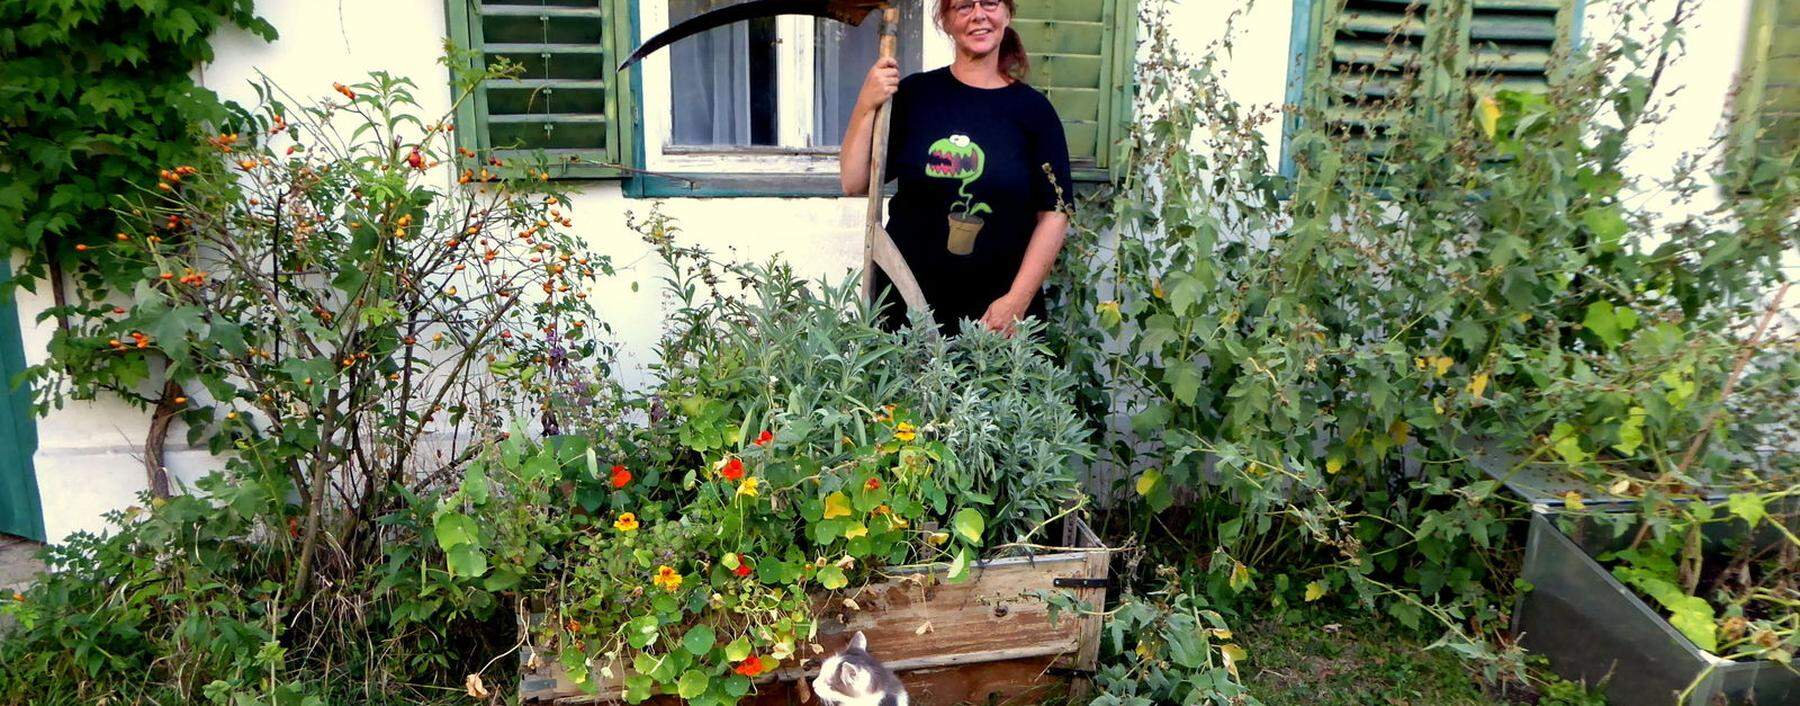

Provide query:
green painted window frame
left=0, top=259, right=45, bottom=542
left=1281, top=0, right=1585, bottom=179
left=1727, top=0, right=1799, bottom=191
left=444, top=0, right=639, bottom=181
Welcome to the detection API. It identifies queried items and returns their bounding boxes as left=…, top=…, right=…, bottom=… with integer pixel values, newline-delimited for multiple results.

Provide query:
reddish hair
left=935, top=0, right=1029, bottom=82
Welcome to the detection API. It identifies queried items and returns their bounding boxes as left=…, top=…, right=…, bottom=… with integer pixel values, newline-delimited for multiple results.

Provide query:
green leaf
left=947, top=547, right=971, bottom=583
left=1727, top=493, right=1767, bottom=529
left=1583, top=301, right=1622, bottom=348
left=626, top=615, right=659, bottom=649
left=676, top=670, right=708, bottom=699
left=681, top=625, right=716, bottom=657
left=433, top=512, right=479, bottom=550
left=445, top=544, right=487, bottom=578
left=817, top=565, right=848, bottom=590
left=1582, top=207, right=1628, bottom=252
left=1613, top=407, right=1646, bottom=455
left=724, top=636, right=752, bottom=662
left=1135, top=468, right=1162, bottom=496
left=952, top=508, right=985, bottom=545
left=1166, top=361, right=1202, bottom=406
left=622, top=674, right=654, bottom=703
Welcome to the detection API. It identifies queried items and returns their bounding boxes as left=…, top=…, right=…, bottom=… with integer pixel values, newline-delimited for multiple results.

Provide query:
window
left=447, top=0, right=1138, bottom=192
left=1729, top=0, right=1799, bottom=189
left=1282, top=0, right=1583, bottom=175
left=446, top=0, right=637, bottom=179
left=633, top=0, right=923, bottom=183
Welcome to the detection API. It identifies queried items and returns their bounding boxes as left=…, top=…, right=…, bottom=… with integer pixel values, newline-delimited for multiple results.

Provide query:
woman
left=839, top=0, right=1073, bottom=337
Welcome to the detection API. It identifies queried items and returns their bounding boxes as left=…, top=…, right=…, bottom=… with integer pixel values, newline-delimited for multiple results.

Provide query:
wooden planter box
left=521, top=519, right=1110, bottom=705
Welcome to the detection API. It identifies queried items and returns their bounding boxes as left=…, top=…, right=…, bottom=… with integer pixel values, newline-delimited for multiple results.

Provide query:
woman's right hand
left=856, top=57, right=900, bottom=113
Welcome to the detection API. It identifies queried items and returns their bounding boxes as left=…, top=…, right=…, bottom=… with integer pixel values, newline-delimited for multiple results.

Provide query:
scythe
left=618, top=0, right=928, bottom=314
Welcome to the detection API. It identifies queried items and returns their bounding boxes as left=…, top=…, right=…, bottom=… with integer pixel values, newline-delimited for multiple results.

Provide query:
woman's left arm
left=979, top=209, right=1069, bottom=335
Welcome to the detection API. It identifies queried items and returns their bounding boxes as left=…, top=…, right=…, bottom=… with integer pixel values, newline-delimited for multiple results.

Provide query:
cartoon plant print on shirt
left=926, top=134, right=991, bottom=218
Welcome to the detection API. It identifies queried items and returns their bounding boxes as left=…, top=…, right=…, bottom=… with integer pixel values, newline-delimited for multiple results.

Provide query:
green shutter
left=1731, top=0, right=1800, bottom=186
left=1011, top=0, right=1136, bottom=178
left=0, top=260, right=44, bottom=542
left=446, top=0, right=635, bottom=179
left=1309, top=0, right=1574, bottom=159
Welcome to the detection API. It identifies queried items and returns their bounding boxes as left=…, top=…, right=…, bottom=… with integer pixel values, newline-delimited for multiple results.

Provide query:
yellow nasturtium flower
left=613, top=512, right=640, bottom=532
left=652, top=565, right=683, bottom=592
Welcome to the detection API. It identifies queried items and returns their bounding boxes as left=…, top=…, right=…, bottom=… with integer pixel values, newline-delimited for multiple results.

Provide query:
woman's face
left=943, top=0, right=1009, bottom=57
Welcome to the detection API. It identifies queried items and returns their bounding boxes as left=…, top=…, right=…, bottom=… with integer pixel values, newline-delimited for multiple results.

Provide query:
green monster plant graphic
left=926, top=134, right=991, bottom=217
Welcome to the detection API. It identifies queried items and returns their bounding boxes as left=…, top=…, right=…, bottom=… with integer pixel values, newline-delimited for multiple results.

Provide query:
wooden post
left=862, top=4, right=927, bottom=312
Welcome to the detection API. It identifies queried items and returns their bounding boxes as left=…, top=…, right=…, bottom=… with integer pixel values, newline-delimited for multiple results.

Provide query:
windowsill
left=624, top=172, right=892, bottom=198
left=620, top=161, right=1117, bottom=199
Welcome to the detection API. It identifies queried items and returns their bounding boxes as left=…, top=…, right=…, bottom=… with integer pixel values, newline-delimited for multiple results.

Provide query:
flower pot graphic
left=926, top=134, right=992, bottom=255
left=946, top=212, right=984, bottom=255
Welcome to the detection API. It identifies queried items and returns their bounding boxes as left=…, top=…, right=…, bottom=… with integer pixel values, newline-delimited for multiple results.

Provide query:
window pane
left=813, top=5, right=923, bottom=147
left=669, top=0, right=779, bottom=145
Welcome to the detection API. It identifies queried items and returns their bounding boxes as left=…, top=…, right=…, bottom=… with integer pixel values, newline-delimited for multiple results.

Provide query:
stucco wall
left=12, top=0, right=1763, bottom=544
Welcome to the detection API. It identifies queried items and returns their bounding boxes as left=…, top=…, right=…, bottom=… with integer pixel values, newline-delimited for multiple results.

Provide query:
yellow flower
left=652, top=565, right=683, bottom=592
left=613, top=512, right=640, bottom=532
left=894, top=422, right=917, bottom=443
left=736, top=477, right=761, bottom=498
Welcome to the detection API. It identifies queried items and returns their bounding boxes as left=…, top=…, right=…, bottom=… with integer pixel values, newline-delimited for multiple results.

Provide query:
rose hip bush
left=3, top=58, right=615, bottom=704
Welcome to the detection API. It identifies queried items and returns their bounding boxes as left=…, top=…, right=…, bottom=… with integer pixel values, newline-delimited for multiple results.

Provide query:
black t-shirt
left=873, top=67, right=1074, bottom=335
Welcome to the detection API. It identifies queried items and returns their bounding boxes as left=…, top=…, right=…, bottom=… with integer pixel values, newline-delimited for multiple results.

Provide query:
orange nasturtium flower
left=610, top=464, right=632, bottom=489
left=864, top=477, right=882, bottom=491
left=734, top=656, right=765, bottom=676
left=753, top=429, right=774, bottom=446
left=894, top=422, right=917, bottom=442
left=718, top=456, right=746, bottom=482
left=652, top=565, right=683, bottom=592
left=613, top=513, right=640, bottom=532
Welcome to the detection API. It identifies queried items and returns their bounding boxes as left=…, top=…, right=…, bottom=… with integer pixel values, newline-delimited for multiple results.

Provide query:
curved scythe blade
left=618, top=0, right=885, bottom=72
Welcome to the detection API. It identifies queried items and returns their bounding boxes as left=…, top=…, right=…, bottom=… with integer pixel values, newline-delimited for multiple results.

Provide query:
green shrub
left=1049, top=0, right=1798, bottom=683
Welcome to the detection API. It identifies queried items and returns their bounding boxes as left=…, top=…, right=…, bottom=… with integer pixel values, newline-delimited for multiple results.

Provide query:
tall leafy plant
left=1049, top=0, right=1797, bottom=677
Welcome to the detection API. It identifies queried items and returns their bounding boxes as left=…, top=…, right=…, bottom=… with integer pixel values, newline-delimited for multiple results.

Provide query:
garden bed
left=520, top=519, right=1109, bottom=705
left=1515, top=510, right=1798, bottom=706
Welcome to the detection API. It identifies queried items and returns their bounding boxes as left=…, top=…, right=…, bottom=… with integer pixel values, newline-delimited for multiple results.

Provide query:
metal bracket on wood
left=1053, top=577, right=1109, bottom=589
left=1046, top=666, right=1097, bottom=678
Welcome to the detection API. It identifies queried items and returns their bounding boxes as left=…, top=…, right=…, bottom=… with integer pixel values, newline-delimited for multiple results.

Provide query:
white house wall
left=11, top=0, right=1764, bottom=544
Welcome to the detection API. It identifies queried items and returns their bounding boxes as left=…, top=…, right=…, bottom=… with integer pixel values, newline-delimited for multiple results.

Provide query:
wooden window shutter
left=1011, top=0, right=1136, bottom=179
left=1730, top=0, right=1800, bottom=188
left=447, top=0, right=635, bottom=179
left=1307, top=0, right=1576, bottom=161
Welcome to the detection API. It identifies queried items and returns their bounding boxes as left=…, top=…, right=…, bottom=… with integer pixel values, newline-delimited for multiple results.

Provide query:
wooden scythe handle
left=862, top=5, right=928, bottom=313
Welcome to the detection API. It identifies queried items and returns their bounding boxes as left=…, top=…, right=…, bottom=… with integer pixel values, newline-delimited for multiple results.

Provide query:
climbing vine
left=0, top=1, right=274, bottom=297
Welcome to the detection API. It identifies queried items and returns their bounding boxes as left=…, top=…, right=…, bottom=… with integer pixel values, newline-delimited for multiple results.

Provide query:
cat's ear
left=840, top=662, right=872, bottom=691
left=849, top=631, right=868, bottom=652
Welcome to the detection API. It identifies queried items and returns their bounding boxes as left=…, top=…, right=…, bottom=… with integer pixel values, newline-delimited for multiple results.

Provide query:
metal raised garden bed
left=520, top=518, right=1111, bottom=705
left=1516, top=510, right=1798, bottom=706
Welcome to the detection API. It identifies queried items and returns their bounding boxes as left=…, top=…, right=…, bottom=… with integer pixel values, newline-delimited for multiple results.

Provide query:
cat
left=810, top=631, right=909, bottom=706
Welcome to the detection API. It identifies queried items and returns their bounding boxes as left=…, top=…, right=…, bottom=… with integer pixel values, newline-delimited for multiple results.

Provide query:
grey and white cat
left=810, top=631, right=908, bottom=706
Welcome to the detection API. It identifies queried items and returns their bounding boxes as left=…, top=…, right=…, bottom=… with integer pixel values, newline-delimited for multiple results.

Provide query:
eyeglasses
left=950, top=0, right=1004, bottom=17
